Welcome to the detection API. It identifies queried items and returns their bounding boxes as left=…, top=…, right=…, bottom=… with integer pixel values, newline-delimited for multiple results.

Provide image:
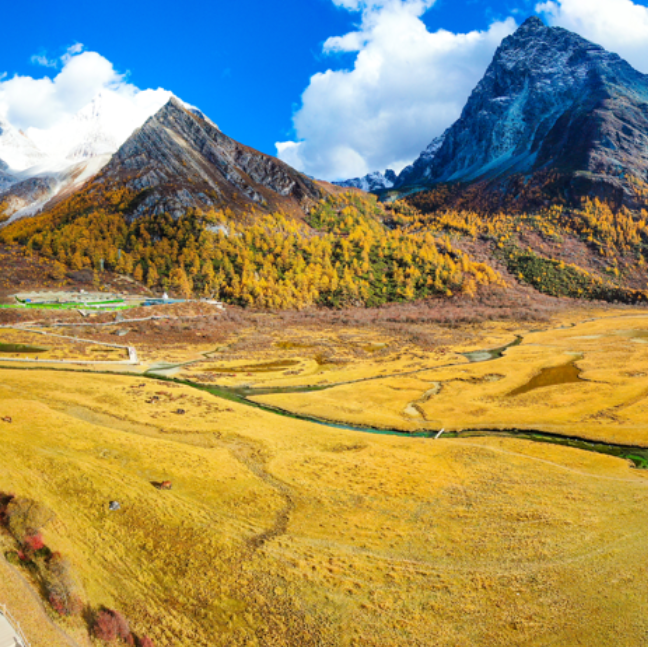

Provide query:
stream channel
left=144, top=335, right=648, bottom=470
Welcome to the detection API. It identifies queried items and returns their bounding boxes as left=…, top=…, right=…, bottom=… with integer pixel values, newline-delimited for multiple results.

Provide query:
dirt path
left=0, top=558, right=86, bottom=647
left=218, top=435, right=295, bottom=551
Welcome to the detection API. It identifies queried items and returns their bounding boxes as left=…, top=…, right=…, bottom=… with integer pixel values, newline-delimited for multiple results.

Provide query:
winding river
left=142, top=334, right=648, bottom=471
left=3, top=323, right=648, bottom=470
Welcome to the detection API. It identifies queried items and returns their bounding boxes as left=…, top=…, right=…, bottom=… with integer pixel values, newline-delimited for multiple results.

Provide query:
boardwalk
left=0, top=606, right=27, bottom=647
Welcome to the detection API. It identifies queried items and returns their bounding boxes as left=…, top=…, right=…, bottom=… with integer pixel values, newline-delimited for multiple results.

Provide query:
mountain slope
left=395, top=17, right=648, bottom=208
left=0, top=91, right=177, bottom=222
left=81, top=97, right=325, bottom=219
left=0, top=156, right=112, bottom=224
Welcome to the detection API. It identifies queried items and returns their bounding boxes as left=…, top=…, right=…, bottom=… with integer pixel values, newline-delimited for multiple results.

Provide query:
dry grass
left=254, top=311, right=648, bottom=445
left=1, top=308, right=648, bottom=645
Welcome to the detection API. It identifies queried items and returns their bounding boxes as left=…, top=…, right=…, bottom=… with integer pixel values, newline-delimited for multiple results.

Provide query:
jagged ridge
left=393, top=17, right=648, bottom=207
left=84, top=97, right=325, bottom=219
left=335, top=170, right=397, bottom=192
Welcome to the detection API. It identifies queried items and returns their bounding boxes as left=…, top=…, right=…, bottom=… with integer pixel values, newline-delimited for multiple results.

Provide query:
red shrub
left=93, top=609, right=131, bottom=642
left=139, top=637, right=155, bottom=647
left=44, top=553, right=81, bottom=616
left=24, top=533, right=44, bottom=551
left=48, top=590, right=82, bottom=617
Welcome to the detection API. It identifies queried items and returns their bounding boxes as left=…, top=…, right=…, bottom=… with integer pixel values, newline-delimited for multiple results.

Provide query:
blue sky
left=3, top=0, right=648, bottom=179
left=0, top=0, right=523, bottom=148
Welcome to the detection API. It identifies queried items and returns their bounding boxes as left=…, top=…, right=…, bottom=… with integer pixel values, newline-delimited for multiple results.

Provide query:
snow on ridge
left=4, top=154, right=113, bottom=225
left=0, top=89, right=218, bottom=181
left=27, top=88, right=176, bottom=164
left=0, top=118, right=49, bottom=173
left=0, top=88, right=196, bottom=217
left=335, top=169, right=397, bottom=192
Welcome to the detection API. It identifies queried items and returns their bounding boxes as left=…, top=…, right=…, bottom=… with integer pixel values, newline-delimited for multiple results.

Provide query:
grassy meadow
left=0, top=307, right=647, bottom=645
left=250, top=312, right=648, bottom=444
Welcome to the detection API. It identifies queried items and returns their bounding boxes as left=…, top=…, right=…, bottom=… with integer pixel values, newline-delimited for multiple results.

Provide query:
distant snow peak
left=335, top=169, right=397, bottom=192
left=27, top=88, right=176, bottom=164
left=0, top=117, right=48, bottom=174
left=0, top=88, right=200, bottom=220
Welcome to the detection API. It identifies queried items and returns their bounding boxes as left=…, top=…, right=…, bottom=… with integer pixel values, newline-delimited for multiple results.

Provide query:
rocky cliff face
left=91, top=97, right=324, bottom=219
left=396, top=17, right=648, bottom=207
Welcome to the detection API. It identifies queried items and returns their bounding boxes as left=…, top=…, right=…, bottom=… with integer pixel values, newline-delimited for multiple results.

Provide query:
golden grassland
left=175, top=322, right=521, bottom=390
left=252, top=311, right=648, bottom=444
left=1, top=308, right=648, bottom=645
left=0, top=327, right=130, bottom=363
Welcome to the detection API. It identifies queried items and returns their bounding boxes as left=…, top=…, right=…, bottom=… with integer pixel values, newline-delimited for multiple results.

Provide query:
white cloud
left=30, top=45, right=85, bottom=71
left=0, top=50, right=125, bottom=130
left=276, top=0, right=516, bottom=181
left=536, top=0, right=648, bottom=73
left=30, top=54, right=59, bottom=69
left=331, top=0, right=435, bottom=12
left=0, top=47, right=174, bottom=169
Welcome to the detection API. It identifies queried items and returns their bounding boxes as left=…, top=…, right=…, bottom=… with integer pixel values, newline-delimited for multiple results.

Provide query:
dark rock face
left=97, top=98, right=324, bottom=219
left=397, top=17, right=648, bottom=206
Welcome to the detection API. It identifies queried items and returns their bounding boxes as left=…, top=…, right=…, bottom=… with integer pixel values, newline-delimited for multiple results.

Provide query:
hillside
left=3, top=19, right=648, bottom=310
left=387, top=195, right=648, bottom=304
left=92, top=97, right=326, bottom=220
left=0, top=190, right=503, bottom=308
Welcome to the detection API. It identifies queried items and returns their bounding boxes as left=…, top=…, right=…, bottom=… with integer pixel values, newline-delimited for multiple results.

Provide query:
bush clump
left=4, top=551, right=20, bottom=566
left=93, top=608, right=133, bottom=643
left=5, top=497, right=54, bottom=540
left=43, top=553, right=83, bottom=616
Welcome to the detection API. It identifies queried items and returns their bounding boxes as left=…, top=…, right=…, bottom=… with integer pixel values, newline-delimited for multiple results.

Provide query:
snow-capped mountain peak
left=27, top=89, right=177, bottom=164
left=0, top=89, right=209, bottom=223
left=0, top=117, right=49, bottom=173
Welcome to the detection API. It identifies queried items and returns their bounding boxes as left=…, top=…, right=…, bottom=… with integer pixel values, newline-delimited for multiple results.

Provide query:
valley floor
left=0, top=302, right=647, bottom=646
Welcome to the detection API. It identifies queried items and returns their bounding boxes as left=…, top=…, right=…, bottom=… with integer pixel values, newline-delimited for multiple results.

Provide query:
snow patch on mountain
left=27, top=89, right=177, bottom=164
left=0, top=118, right=48, bottom=173
left=0, top=90, right=208, bottom=221
left=3, top=154, right=113, bottom=224
left=392, top=16, right=648, bottom=194
left=397, top=135, right=446, bottom=186
left=335, top=169, right=398, bottom=192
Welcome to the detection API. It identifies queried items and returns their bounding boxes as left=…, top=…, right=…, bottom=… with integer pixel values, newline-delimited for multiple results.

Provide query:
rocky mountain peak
left=334, top=169, right=397, bottom=192
left=89, top=96, right=324, bottom=219
left=395, top=17, right=648, bottom=208
left=517, top=16, right=545, bottom=32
